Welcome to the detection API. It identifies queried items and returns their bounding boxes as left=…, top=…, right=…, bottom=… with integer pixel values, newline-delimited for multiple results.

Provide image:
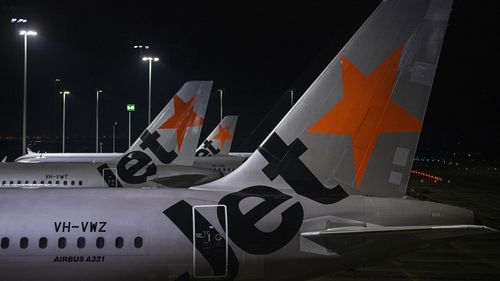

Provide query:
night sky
left=0, top=1, right=498, bottom=157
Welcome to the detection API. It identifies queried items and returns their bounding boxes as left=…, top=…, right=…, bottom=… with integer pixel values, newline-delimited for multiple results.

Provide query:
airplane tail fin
left=195, top=115, right=238, bottom=157
left=124, top=81, right=213, bottom=166
left=202, top=0, right=453, bottom=199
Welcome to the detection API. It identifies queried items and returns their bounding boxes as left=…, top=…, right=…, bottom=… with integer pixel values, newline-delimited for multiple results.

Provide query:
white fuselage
left=0, top=187, right=476, bottom=281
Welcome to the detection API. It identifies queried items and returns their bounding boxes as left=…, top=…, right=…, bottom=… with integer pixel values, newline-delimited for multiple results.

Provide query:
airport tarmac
left=311, top=168, right=500, bottom=280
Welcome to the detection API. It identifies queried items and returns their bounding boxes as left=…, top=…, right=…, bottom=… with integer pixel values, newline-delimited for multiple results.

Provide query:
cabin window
left=115, top=237, right=124, bottom=249
left=79, top=180, right=83, bottom=186
left=20, top=237, right=28, bottom=249
left=39, top=237, right=47, bottom=249
left=40, top=181, right=44, bottom=185
left=10, top=181, right=14, bottom=185
left=32, top=180, right=37, bottom=185
left=1, top=180, right=5, bottom=185
left=58, top=237, right=66, bottom=249
left=1, top=238, right=9, bottom=249
left=77, top=237, right=85, bottom=249
left=63, top=181, right=67, bottom=186
left=48, top=180, right=52, bottom=185
left=25, top=180, right=29, bottom=184
left=134, top=237, right=143, bottom=248
left=56, top=181, right=60, bottom=185
left=96, top=237, right=105, bottom=249
left=17, top=180, right=21, bottom=185
left=71, top=180, right=75, bottom=186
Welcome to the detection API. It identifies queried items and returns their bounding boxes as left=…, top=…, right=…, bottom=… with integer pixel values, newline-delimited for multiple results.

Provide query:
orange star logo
left=213, top=125, right=233, bottom=149
left=308, top=46, right=422, bottom=188
left=160, top=95, right=204, bottom=151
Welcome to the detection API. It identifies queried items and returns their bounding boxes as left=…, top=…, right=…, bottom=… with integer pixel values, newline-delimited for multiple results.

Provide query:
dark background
left=0, top=1, right=498, bottom=160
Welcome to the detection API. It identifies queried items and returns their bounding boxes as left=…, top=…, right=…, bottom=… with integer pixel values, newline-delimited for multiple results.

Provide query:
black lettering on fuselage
left=116, top=151, right=157, bottom=184
left=163, top=200, right=239, bottom=280
left=54, top=221, right=107, bottom=233
left=139, top=130, right=178, bottom=164
left=259, top=133, right=348, bottom=204
left=218, top=185, right=303, bottom=254
left=195, top=140, right=221, bottom=157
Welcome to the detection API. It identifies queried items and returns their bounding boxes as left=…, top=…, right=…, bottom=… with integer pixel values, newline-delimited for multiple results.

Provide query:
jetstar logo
left=160, top=95, right=204, bottom=152
left=213, top=124, right=233, bottom=149
left=308, top=45, right=422, bottom=188
left=99, top=92, right=204, bottom=186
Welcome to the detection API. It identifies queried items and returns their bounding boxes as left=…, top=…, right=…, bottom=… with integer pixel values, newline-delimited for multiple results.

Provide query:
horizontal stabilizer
left=301, top=225, right=496, bottom=256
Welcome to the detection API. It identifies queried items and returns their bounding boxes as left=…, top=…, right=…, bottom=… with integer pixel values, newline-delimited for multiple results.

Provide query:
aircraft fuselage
left=0, top=187, right=474, bottom=281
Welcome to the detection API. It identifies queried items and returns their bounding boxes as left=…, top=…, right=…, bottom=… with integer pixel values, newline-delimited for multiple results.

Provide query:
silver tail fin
left=196, top=115, right=238, bottom=157
left=125, top=81, right=213, bottom=166
left=202, top=0, right=453, bottom=200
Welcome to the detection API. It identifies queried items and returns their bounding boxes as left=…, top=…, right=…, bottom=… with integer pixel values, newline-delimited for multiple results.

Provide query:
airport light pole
left=142, top=56, right=159, bottom=124
left=19, top=30, right=37, bottom=155
left=126, top=104, right=135, bottom=147
left=217, top=88, right=224, bottom=122
left=60, top=91, right=70, bottom=153
left=95, top=90, right=102, bottom=152
left=112, top=122, right=118, bottom=153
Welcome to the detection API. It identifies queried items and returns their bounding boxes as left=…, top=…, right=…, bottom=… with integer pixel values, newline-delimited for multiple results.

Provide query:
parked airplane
left=0, top=1, right=492, bottom=281
left=1, top=81, right=222, bottom=188
left=16, top=115, right=247, bottom=175
left=195, top=115, right=238, bottom=157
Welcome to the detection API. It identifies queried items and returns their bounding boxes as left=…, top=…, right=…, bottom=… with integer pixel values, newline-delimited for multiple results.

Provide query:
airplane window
left=96, top=237, right=104, bottom=249
left=77, top=237, right=85, bottom=249
left=48, top=181, right=52, bottom=185
left=1, top=180, right=5, bottom=185
left=10, top=181, right=14, bottom=185
left=1, top=237, right=8, bottom=249
left=58, top=237, right=66, bottom=249
left=115, top=237, right=124, bottom=249
left=134, top=237, right=143, bottom=248
left=63, top=181, right=67, bottom=186
left=56, top=181, right=60, bottom=185
left=79, top=180, right=83, bottom=186
left=32, top=180, right=36, bottom=185
left=20, top=237, right=28, bottom=249
left=71, top=180, right=75, bottom=186
left=39, top=237, right=47, bottom=249
left=40, top=181, right=44, bottom=185
left=17, top=180, right=21, bottom=184
left=25, top=180, right=29, bottom=184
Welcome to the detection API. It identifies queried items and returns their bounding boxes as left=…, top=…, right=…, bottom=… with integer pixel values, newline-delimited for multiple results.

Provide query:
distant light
left=114, top=122, right=118, bottom=126
left=142, top=56, right=159, bottom=62
left=126, top=104, right=136, bottom=112
left=11, top=18, right=28, bottom=23
left=59, top=91, right=70, bottom=95
left=55, top=78, right=61, bottom=82
left=19, top=30, right=37, bottom=36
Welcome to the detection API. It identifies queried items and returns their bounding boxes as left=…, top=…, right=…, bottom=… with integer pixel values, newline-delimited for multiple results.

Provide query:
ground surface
left=311, top=168, right=500, bottom=280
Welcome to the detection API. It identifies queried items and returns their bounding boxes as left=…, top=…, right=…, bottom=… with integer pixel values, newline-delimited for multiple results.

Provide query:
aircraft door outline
left=102, top=168, right=118, bottom=187
left=192, top=205, right=228, bottom=279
